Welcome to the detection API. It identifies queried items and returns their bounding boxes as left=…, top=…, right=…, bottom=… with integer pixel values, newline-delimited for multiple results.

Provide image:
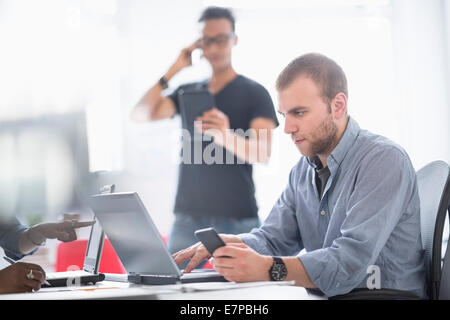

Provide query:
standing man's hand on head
left=131, top=39, right=201, bottom=122
left=172, top=40, right=201, bottom=72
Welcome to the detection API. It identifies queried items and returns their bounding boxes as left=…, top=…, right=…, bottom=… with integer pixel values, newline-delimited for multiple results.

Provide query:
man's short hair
left=198, top=6, right=235, bottom=32
left=276, top=53, right=348, bottom=105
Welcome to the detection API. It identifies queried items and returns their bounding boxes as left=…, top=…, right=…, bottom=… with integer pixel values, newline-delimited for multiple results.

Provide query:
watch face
left=271, top=262, right=287, bottom=281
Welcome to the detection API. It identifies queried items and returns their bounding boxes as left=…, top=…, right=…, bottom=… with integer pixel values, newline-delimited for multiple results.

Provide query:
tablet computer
left=178, top=88, right=215, bottom=139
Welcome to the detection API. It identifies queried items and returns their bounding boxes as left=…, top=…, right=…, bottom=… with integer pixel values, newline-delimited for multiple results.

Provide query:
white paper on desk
left=180, top=280, right=295, bottom=292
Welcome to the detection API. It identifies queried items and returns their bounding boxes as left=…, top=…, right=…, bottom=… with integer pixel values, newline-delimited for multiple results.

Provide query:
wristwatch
left=159, top=76, right=169, bottom=90
left=269, top=256, right=287, bottom=281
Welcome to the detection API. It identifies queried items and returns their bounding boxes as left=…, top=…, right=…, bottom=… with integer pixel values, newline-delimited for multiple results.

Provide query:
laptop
left=43, top=217, right=106, bottom=287
left=88, top=192, right=227, bottom=285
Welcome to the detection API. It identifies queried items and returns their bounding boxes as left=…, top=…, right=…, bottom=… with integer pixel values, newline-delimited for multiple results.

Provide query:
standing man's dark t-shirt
left=168, top=75, right=279, bottom=219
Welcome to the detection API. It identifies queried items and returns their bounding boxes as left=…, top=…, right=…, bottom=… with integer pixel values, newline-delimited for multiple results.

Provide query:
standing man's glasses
left=199, top=33, right=235, bottom=48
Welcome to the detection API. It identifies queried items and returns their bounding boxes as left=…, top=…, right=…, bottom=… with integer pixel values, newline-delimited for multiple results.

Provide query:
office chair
left=56, top=238, right=127, bottom=273
left=440, top=201, right=450, bottom=299
left=331, top=160, right=450, bottom=300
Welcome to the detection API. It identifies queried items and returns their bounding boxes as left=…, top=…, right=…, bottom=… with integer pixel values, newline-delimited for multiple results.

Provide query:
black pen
left=3, top=256, right=51, bottom=286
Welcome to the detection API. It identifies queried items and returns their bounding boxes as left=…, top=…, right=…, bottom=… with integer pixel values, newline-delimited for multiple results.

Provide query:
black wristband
left=159, top=76, right=169, bottom=90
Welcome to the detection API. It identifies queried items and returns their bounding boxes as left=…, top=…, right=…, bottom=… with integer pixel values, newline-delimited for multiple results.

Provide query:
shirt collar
left=307, top=116, right=360, bottom=171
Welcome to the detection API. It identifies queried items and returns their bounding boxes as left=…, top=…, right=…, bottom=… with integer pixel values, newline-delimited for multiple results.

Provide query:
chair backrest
left=440, top=218, right=450, bottom=299
left=416, top=160, right=450, bottom=299
left=56, top=238, right=127, bottom=274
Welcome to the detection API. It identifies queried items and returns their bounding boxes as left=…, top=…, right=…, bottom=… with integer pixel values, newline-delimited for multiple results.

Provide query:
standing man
left=131, top=7, right=279, bottom=260
left=173, top=53, right=427, bottom=298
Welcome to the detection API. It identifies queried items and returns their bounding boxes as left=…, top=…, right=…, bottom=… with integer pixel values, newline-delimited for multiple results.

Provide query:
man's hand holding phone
left=172, top=230, right=243, bottom=273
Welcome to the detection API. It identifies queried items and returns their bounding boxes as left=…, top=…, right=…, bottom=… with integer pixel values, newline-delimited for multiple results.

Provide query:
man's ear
left=233, top=35, right=238, bottom=46
left=331, top=92, right=347, bottom=119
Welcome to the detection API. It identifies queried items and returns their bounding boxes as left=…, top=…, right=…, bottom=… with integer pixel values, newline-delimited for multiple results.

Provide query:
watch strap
left=273, top=256, right=284, bottom=264
left=159, top=76, right=169, bottom=89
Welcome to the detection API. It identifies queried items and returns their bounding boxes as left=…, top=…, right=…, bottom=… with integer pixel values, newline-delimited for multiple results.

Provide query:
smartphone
left=194, top=227, right=226, bottom=256
left=179, top=88, right=215, bottom=139
left=191, top=48, right=203, bottom=65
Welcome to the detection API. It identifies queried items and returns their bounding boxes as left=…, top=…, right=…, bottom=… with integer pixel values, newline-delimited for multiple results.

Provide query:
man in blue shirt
left=173, top=53, right=427, bottom=298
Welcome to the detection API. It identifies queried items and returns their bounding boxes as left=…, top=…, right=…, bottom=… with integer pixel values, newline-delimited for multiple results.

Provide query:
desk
left=0, top=281, right=325, bottom=300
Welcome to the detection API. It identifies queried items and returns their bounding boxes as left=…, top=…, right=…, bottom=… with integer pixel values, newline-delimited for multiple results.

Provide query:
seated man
left=173, top=53, right=427, bottom=298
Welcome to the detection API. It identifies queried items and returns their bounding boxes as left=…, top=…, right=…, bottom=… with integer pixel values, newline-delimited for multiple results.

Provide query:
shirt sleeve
left=0, top=217, right=29, bottom=260
left=298, top=146, right=418, bottom=297
left=239, top=165, right=304, bottom=256
left=247, top=84, right=279, bottom=127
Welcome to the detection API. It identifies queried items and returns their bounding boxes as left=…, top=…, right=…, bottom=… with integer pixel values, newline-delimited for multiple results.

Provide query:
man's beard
left=307, top=114, right=338, bottom=157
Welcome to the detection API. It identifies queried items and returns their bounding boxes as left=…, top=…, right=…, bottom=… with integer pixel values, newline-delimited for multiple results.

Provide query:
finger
left=25, top=269, right=45, bottom=284
left=194, top=123, right=222, bottom=135
left=173, top=249, right=190, bottom=265
left=184, top=248, right=210, bottom=273
left=19, top=262, right=46, bottom=278
left=196, top=118, right=222, bottom=127
left=200, top=110, right=225, bottom=120
left=60, top=220, right=74, bottom=228
left=172, top=246, right=193, bottom=261
left=188, top=40, right=200, bottom=51
left=60, top=230, right=77, bottom=242
left=173, top=245, right=201, bottom=265
left=203, top=106, right=219, bottom=113
left=201, top=126, right=223, bottom=134
left=214, top=245, right=245, bottom=258
left=19, top=268, right=44, bottom=290
left=215, top=267, right=237, bottom=282
left=211, top=257, right=234, bottom=269
left=18, top=285, right=33, bottom=293
left=196, top=113, right=222, bottom=123
left=73, top=220, right=96, bottom=229
left=183, top=258, right=202, bottom=274
left=53, top=231, right=71, bottom=242
left=68, top=229, right=77, bottom=241
left=55, top=219, right=93, bottom=231
left=23, top=278, right=42, bottom=292
left=32, top=270, right=46, bottom=284
left=204, top=108, right=226, bottom=118
left=224, top=243, right=248, bottom=249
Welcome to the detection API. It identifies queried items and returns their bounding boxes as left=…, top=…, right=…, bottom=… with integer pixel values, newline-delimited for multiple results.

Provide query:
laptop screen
left=83, top=217, right=104, bottom=273
left=89, top=192, right=182, bottom=277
